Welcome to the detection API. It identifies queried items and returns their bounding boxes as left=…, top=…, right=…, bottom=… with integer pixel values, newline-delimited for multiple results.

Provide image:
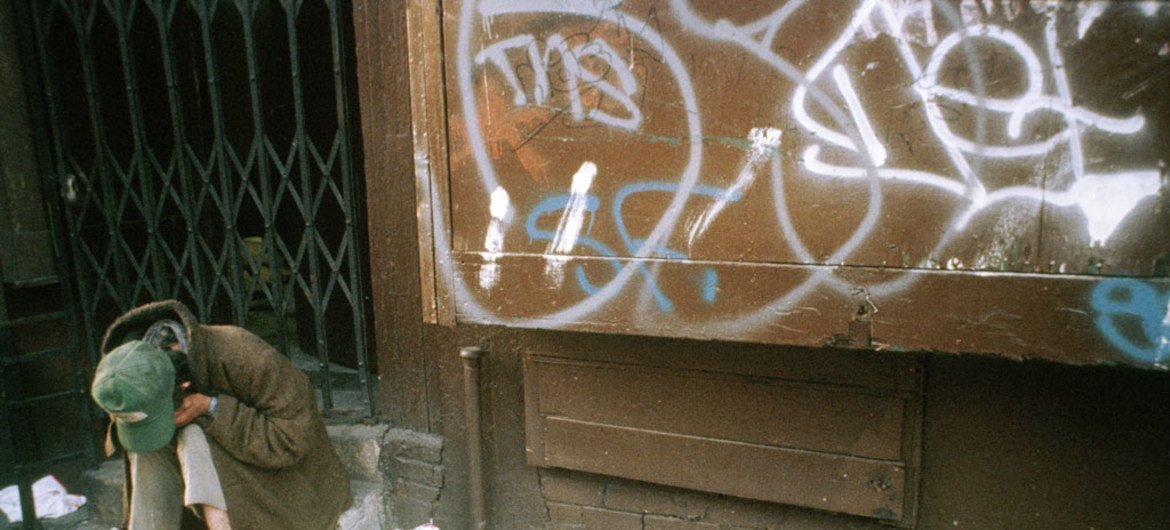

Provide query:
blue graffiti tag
left=1090, top=278, right=1170, bottom=365
left=524, top=181, right=742, bottom=311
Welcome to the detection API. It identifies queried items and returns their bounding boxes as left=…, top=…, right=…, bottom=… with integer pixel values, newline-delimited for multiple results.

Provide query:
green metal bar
left=77, top=1, right=137, bottom=311
left=328, top=0, right=375, bottom=417
left=194, top=0, right=248, bottom=324
left=109, top=0, right=171, bottom=300
left=282, top=0, right=334, bottom=414
left=0, top=265, right=23, bottom=529
left=17, top=478, right=41, bottom=530
left=237, top=0, right=292, bottom=354
left=150, top=0, right=208, bottom=305
left=0, top=280, right=12, bottom=481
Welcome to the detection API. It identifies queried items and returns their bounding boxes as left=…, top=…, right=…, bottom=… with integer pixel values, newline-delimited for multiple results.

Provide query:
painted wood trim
left=406, top=0, right=456, bottom=326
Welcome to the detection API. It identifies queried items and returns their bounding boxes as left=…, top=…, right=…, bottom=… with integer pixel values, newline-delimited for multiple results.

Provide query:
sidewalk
left=4, top=424, right=393, bottom=530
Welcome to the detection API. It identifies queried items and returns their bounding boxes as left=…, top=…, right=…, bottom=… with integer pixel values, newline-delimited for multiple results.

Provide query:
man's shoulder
left=200, top=325, right=307, bottom=394
left=204, top=324, right=269, bottom=345
left=202, top=325, right=285, bottom=362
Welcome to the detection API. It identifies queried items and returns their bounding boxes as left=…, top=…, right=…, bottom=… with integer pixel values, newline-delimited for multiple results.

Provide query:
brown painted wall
left=431, top=0, right=1170, bottom=369
left=920, top=354, right=1170, bottom=529
left=363, top=319, right=1170, bottom=528
left=355, top=2, right=1170, bottom=528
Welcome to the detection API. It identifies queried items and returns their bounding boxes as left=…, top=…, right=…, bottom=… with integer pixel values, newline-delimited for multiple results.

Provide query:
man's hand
left=175, top=382, right=212, bottom=427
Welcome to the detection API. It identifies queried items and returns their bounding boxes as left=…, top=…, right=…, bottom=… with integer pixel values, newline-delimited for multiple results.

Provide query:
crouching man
left=91, top=300, right=352, bottom=529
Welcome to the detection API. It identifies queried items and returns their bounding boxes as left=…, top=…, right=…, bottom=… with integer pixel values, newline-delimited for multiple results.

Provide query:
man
left=91, top=300, right=352, bottom=529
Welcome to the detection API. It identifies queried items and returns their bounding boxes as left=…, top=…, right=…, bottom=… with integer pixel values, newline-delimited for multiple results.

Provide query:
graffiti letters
left=1091, top=279, right=1170, bottom=366
left=438, top=0, right=1170, bottom=365
left=526, top=180, right=744, bottom=311
left=476, top=34, right=643, bottom=131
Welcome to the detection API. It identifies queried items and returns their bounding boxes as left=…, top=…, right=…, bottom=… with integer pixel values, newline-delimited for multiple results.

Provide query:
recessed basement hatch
left=523, top=345, right=924, bottom=527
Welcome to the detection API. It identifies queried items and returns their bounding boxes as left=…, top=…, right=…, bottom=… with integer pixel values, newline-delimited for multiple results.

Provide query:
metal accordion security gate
left=14, top=0, right=377, bottom=422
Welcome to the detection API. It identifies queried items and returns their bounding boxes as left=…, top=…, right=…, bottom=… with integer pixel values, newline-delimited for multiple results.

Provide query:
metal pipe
left=461, top=346, right=486, bottom=530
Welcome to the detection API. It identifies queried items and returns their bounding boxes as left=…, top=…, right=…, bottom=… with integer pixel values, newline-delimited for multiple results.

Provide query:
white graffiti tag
left=476, top=34, right=643, bottom=131
left=432, top=0, right=1168, bottom=362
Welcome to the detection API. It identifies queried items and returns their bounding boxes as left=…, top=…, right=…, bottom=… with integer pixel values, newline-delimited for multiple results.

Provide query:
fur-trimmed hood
left=99, top=299, right=211, bottom=390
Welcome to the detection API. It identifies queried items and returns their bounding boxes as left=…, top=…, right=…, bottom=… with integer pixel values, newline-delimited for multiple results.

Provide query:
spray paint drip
left=545, top=162, right=598, bottom=286
left=479, top=186, right=511, bottom=290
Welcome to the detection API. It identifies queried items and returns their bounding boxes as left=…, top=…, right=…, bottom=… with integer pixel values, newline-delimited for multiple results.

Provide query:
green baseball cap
left=91, top=340, right=176, bottom=453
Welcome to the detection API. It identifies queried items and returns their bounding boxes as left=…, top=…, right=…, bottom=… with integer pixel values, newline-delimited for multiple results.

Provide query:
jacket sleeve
left=198, top=329, right=320, bottom=469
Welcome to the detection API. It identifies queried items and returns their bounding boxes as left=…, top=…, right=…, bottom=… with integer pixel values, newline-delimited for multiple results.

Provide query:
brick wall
left=326, top=425, right=445, bottom=529
left=382, top=428, right=444, bottom=529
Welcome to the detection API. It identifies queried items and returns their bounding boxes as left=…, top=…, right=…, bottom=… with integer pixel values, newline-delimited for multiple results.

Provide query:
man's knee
left=176, top=423, right=207, bottom=443
left=175, top=423, right=228, bottom=514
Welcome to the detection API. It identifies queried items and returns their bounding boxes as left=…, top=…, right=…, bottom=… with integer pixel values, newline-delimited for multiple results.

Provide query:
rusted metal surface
left=414, top=0, right=1170, bottom=369
left=524, top=349, right=924, bottom=525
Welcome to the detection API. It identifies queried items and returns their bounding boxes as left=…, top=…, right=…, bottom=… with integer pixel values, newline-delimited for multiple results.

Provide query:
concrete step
left=72, top=424, right=393, bottom=529
left=77, top=463, right=386, bottom=529
left=331, top=424, right=392, bottom=529
left=338, top=479, right=384, bottom=530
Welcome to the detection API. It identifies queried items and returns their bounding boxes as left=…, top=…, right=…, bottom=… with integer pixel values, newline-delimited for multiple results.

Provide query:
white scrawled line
left=545, top=162, right=598, bottom=286
left=831, top=65, right=886, bottom=167
left=479, top=186, right=510, bottom=290
left=1076, top=2, right=1108, bottom=39
left=687, top=128, right=781, bottom=248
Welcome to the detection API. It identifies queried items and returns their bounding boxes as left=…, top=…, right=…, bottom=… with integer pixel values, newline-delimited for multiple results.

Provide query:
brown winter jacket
left=99, top=300, right=352, bottom=530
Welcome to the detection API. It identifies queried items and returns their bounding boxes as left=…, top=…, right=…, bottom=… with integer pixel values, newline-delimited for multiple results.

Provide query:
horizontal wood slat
left=536, top=357, right=907, bottom=461
left=542, top=417, right=907, bottom=522
left=525, top=352, right=923, bottom=525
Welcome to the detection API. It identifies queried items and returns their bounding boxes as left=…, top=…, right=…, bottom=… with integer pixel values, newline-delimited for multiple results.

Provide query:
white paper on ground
left=0, top=475, right=87, bottom=523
